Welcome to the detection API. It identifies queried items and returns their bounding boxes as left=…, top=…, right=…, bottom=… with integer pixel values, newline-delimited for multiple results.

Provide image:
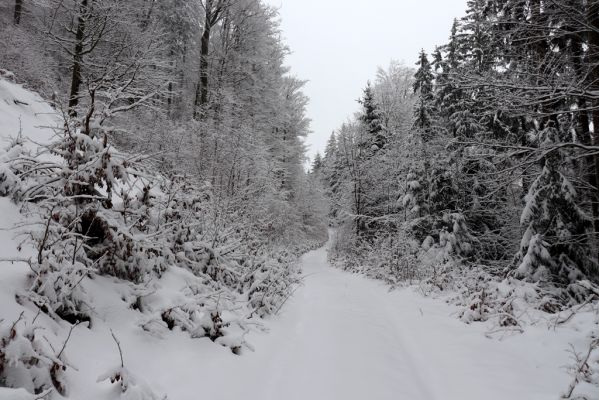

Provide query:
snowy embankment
left=0, top=74, right=308, bottom=399
left=0, top=75, right=596, bottom=400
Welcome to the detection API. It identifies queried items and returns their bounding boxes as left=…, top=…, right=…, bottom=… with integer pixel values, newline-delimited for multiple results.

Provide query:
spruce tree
left=312, top=152, right=323, bottom=173
left=516, top=122, right=595, bottom=284
left=413, top=50, right=435, bottom=137
left=358, top=83, right=386, bottom=152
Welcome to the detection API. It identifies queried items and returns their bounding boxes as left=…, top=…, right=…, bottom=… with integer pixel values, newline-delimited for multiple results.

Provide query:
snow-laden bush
left=0, top=131, right=26, bottom=198
left=0, top=314, right=67, bottom=397
left=26, top=249, right=90, bottom=324
left=246, top=250, right=302, bottom=317
left=454, top=273, right=538, bottom=329
left=330, top=211, right=475, bottom=289
left=6, top=123, right=160, bottom=318
left=144, top=301, right=247, bottom=354
left=419, top=261, right=599, bottom=339
left=329, top=225, right=423, bottom=286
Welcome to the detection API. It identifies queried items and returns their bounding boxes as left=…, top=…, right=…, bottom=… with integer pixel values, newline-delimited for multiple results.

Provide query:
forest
left=0, top=0, right=598, bottom=399
left=320, top=0, right=599, bottom=315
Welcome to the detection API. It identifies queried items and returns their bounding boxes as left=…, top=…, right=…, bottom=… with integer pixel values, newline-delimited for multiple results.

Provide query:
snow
left=0, top=387, right=40, bottom=400
left=0, top=76, right=58, bottom=147
left=212, top=247, right=587, bottom=400
left=4, top=246, right=585, bottom=400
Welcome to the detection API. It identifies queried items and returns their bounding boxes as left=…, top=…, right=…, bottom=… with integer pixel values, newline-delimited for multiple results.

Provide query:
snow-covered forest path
left=190, top=244, right=573, bottom=400
left=250, top=246, right=434, bottom=400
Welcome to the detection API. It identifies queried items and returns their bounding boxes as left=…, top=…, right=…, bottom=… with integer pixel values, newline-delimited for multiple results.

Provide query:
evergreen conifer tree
left=358, top=83, right=386, bottom=152
left=516, top=122, right=595, bottom=283
left=413, top=50, right=435, bottom=137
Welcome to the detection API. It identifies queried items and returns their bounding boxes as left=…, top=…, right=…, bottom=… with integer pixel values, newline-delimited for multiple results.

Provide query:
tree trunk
left=588, top=1, right=599, bottom=256
left=141, top=0, right=156, bottom=30
left=68, top=0, right=89, bottom=114
left=199, top=24, right=210, bottom=109
left=194, top=0, right=214, bottom=121
left=13, top=0, right=23, bottom=25
left=570, top=23, right=599, bottom=251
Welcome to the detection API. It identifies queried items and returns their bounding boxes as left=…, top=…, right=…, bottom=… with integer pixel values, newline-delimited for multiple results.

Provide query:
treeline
left=0, top=1, right=327, bottom=395
left=0, top=0, right=329, bottom=285
left=317, top=0, right=599, bottom=304
left=2, top=0, right=322, bottom=221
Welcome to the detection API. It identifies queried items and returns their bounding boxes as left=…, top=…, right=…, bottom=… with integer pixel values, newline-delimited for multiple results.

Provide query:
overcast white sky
left=263, top=0, right=467, bottom=162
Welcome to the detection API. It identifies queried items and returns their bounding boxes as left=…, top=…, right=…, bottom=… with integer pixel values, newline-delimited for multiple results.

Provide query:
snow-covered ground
left=195, top=246, right=587, bottom=400
left=0, top=237, right=592, bottom=399
left=68, top=245, right=593, bottom=400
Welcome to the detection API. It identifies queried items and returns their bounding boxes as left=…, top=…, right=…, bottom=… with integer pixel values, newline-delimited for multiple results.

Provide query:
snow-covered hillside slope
left=0, top=71, right=58, bottom=144
left=0, top=75, right=597, bottom=400
left=0, top=74, right=308, bottom=399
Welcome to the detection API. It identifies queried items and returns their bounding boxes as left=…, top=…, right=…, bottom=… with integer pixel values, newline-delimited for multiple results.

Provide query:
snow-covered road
left=54, top=244, right=580, bottom=400
left=178, top=245, right=576, bottom=400
left=253, top=247, right=435, bottom=400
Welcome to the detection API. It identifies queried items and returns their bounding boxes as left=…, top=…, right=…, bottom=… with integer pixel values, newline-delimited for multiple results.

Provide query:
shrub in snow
left=77, top=208, right=167, bottom=283
left=157, top=305, right=226, bottom=340
left=138, top=274, right=250, bottom=354
left=329, top=223, right=430, bottom=286
left=0, top=164, right=19, bottom=197
left=372, top=233, right=421, bottom=285
left=8, top=114, right=167, bottom=321
left=415, top=257, right=555, bottom=332
left=246, top=253, right=301, bottom=317
left=0, top=132, right=26, bottom=198
left=38, top=116, right=167, bottom=284
left=195, top=310, right=225, bottom=341
left=159, top=306, right=196, bottom=333
left=438, top=212, right=473, bottom=257
left=0, top=314, right=67, bottom=397
left=414, top=213, right=474, bottom=274
left=54, top=129, right=128, bottom=203
left=48, top=125, right=165, bottom=282
left=0, top=69, right=16, bottom=82
left=330, top=212, right=474, bottom=288
left=26, top=253, right=90, bottom=324
left=456, top=274, right=527, bottom=328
